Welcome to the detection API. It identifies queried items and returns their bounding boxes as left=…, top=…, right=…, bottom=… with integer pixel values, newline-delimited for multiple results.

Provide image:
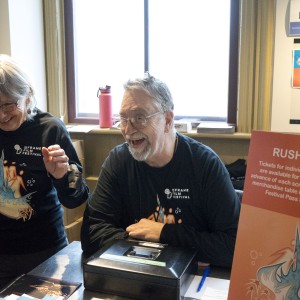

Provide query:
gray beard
left=128, top=143, right=151, bottom=161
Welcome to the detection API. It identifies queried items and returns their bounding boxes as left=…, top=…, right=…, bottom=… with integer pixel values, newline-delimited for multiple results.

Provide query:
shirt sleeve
left=80, top=149, right=129, bottom=256
left=52, top=162, right=89, bottom=208
left=48, top=120, right=90, bottom=209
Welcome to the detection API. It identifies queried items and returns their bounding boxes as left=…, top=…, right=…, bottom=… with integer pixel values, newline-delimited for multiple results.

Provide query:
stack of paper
left=197, top=122, right=235, bottom=134
left=184, top=275, right=229, bottom=300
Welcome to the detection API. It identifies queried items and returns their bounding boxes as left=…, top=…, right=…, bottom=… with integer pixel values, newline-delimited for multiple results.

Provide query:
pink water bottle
left=97, top=85, right=112, bottom=128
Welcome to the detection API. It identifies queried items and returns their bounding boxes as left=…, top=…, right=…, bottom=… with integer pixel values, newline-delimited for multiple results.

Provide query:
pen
left=197, top=266, right=210, bottom=292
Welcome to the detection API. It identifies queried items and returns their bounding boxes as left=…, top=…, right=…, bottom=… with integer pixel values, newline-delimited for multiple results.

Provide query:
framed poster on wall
left=289, top=0, right=300, bottom=36
left=292, top=49, right=300, bottom=87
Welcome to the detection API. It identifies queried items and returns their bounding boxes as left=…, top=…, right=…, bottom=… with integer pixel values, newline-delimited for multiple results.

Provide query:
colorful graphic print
left=246, top=227, right=300, bottom=300
left=0, top=151, right=35, bottom=221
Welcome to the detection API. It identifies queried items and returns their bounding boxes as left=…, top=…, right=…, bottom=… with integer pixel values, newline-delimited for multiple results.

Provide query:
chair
left=235, top=189, right=243, bottom=202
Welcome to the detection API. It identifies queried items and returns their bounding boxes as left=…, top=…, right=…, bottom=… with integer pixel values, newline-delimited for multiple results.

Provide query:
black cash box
left=83, top=239, right=197, bottom=299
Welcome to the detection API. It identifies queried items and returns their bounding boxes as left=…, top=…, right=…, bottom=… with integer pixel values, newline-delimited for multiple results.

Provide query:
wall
left=0, top=0, right=47, bottom=111
left=271, top=0, right=300, bottom=133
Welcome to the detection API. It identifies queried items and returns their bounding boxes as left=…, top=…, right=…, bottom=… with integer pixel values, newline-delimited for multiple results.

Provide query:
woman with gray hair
left=0, top=54, right=89, bottom=288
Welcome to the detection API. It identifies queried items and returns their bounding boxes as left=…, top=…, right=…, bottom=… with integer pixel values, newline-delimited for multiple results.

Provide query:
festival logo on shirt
left=0, top=150, right=36, bottom=221
left=164, top=188, right=190, bottom=200
left=147, top=188, right=190, bottom=224
left=14, top=144, right=42, bottom=157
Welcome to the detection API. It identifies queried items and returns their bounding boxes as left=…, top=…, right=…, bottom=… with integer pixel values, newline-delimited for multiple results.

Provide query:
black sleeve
left=45, top=118, right=90, bottom=209
left=52, top=163, right=89, bottom=209
left=81, top=152, right=128, bottom=256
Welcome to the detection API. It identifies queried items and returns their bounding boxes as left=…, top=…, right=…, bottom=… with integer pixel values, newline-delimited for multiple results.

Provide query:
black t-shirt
left=0, top=110, right=89, bottom=254
left=81, top=133, right=240, bottom=267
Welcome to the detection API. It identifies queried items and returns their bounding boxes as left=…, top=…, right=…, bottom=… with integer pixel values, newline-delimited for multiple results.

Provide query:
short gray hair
left=123, top=73, right=174, bottom=113
left=0, top=54, right=37, bottom=120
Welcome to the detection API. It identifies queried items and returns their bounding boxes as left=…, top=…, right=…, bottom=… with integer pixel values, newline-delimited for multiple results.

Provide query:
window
left=64, top=0, right=239, bottom=125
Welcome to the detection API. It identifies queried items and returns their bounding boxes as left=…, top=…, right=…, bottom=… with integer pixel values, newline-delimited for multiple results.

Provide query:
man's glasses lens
left=119, top=112, right=161, bottom=129
left=120, top=114, right=147, bottom=129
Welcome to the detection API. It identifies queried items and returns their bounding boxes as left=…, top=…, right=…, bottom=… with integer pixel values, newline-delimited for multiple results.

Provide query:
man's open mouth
left=131, top=138, right=145, bottom=146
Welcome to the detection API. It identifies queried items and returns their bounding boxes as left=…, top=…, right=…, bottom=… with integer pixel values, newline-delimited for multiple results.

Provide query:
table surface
left=28, top=241, right=231, bottom=300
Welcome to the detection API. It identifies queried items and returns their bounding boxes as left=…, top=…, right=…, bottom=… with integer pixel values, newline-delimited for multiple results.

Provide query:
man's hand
left=42, top=145, right=69, bottom=179
left=126, top=218, right=164, bottom=242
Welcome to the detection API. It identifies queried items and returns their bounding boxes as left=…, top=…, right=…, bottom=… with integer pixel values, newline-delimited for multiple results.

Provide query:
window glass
left=69, top=0, right=233, bottom=122
left=149, top=0, right=230, bottom=118
left=73, top=0, right=144, bottom=117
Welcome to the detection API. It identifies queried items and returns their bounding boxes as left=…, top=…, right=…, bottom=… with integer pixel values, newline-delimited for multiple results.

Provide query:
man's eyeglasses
left=0, top=100, right=19, bottom=113
left=119, top=111, right=162, bottom=129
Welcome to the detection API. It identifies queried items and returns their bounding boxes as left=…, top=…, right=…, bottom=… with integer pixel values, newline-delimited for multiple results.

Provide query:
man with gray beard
left=81, top=73, right=240, bottom=268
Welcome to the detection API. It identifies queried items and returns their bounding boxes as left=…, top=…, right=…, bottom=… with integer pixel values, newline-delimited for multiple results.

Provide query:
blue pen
left=197, top=266, right=210, bottom=292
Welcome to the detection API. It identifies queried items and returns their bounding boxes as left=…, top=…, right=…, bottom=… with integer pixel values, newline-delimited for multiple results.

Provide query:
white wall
left=271, top=0, right=300, bottom=133
left=0, top=0, right=47, bottom=111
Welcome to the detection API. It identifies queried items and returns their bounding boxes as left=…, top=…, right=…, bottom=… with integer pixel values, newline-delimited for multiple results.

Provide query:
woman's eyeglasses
left=119, top=111, right=162, bottom=129
left=0, top=100, right=19, bottom=113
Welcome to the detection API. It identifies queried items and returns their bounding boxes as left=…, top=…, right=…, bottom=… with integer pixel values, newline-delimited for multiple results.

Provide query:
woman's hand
left=42, top=145, right=69, bottom=179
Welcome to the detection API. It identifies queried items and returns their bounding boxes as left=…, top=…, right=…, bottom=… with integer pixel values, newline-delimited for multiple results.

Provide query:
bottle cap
left=100, top=85, right=111, bottom=91
left=97, top=85, right=111, bottom=97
